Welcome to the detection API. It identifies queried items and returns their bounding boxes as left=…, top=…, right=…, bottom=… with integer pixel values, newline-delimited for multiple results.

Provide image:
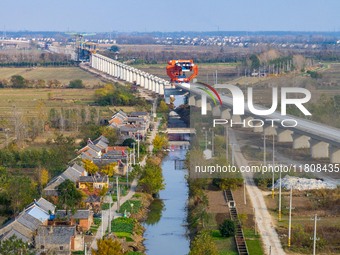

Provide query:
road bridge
left=90, top=53, right=170, bottom=95
left=178, top=83, right=340, bottom=163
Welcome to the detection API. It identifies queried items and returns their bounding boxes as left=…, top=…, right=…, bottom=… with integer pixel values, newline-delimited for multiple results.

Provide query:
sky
left=1, top=0, right=340, bottom=32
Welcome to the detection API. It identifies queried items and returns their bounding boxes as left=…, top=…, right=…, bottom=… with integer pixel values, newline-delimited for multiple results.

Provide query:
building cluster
left=154, top=35, right=339, bottom=49
left=0, top=197, right=93, bottom=254
left=0, top=109, right=150, bottom=254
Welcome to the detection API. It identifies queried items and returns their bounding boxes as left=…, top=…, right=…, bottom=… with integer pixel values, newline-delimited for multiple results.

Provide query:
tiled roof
left=44, top=163, right=86, bottom=196
left=36, top=197, right=56, bottom=214
left=56, top=209, right=91, bottom=220
left=85, top=195, right=100, bottom=203
left=94, top=140, right=108, bottom=150
left=71, top=163, right=86, bottom=174
left=88, top=143, right=101, bottom=153
left=1, top=228, right=31, bottom=243
left=129, top=111, right=149, bottom=117
left=93, top=135, right=109, bottom=144
left=78, top=175, right=108, bottom=183
left=81, top=152, right=94, bottom=160
left=36, top=225, right=75, bottom=245
left=17, top=213, right=42, bottom=231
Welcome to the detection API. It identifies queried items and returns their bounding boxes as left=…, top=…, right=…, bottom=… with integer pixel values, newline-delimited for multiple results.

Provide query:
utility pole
left=243, top=180, right=247, bottom=205
left=101, top=212, right=104, bottom=238
left=137, top=137, right=140, bottom=160
left=84, top=243, right=87, bottom=255
left=116, top=176, right=120, bottom=211
left=278, top=168, right=282, bottom=221
left=215, top=70, right=218, bottom=84
left=287, top=186, right=295, bottom=248
left=126, top=151, right=129, bottom=189
left=109, top=194, right=112, bottom=233
left=205, top=130, right=208, bottom=150
left=212, top=130, right=214, bottom=157
left=272, top=134, right=275, bottom=199
left=311, top=214, right=320, bottom=255
left=225, top=126, right=229, bottom=162
left=263, top=133, right=266, bottom=166
left=231, top=143, right=235, bottom=166
left=132, top=142, right=136, bottom=165
left=253, top=208, right=257, bottom=235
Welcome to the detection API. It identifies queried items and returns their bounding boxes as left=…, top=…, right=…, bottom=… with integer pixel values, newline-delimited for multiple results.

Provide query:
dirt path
left=206, top=190, right=229, bottom=214
left=229, top=129, right=286, bottom=255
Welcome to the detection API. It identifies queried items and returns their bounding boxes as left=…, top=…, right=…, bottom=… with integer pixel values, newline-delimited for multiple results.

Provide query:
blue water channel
left=143, top=149, right=190, bottom=255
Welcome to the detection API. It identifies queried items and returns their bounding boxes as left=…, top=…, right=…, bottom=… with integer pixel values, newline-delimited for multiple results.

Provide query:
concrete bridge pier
left=310, top=140, right=329, bottom=159
left=277, top=129, right=294, bottom=143
left=188, top=96, right=197, bottom=106
left=212, top=105, right=221, bottom=116
left=330, top=146, right=340, bottom=163
left=206, top=102, right=213, bottom=112
left=231, top=115, right=244, bottom=126
left=139, top=73, right=144, bottom=87
left=151, top=76, right=157, bottom=93
left=109, top=62, right=114, bottom=76
left=264, top=125, right=277, bottom=136
left=220, top=109, right=231, bottom=120
left=155, top=78, right=160, bottom=94
left=159, top=81, right=165, bottom=96
left=292, top=134, right=311, bottom=149
left=136, top=71, right=141, bottom=85
left=243, top=117, right=254, bottom=128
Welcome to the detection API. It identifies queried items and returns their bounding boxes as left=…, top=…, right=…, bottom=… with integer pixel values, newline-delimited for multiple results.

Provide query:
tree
left=158, top=100, right=169, bottom=113
left=249, top=54, right=260, bottom=71
left=122, top=138, right=136, bottom=148
left=219, top=219, right=236, bottom=237
left=101, top=162, right=117, bottom=177
left=152, top=134, right=168, bottom=153
left=38, top=168, right=49, bottom=187
left=213, top=177, right=243, bottom=190
left=100, top=126, right=118, bottom=145
left=68, top=79, right=84, bottom=88
left=57, top=179, right=83, bottom=214
left=83, top=159, right=99, bottom=175
left=139, top=162, right=164, bottom=195
left=6, top=176, right=37, bottom=214
left=189, top=231, right=218, bottom=255
left=10, top=75, right=26, bottom=88
left=92, top=237, right=124, bottom=255
left=0, top=236, right=34, bottom=255
left=109, top=45, right=120, bottom=53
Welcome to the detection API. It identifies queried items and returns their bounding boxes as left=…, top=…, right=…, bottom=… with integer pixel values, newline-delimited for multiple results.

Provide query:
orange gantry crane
left=166, top=59, right=198, bottom=83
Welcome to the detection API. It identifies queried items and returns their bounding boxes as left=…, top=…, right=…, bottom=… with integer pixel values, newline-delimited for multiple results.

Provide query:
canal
left=143, top=148, right=190, bottom=255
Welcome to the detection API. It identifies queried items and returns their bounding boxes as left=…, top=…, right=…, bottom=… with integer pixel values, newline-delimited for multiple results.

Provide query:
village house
left=84, top=195, right=101, bottom=212
left=55, top=209, right=93, bottom=231
left=43, top=163, right=87, bottom=197
left=77, top=175, right=109, bottom=190
left=35, top=225, right=84, bottom=255
left=0, top=198, right=56, bottom=244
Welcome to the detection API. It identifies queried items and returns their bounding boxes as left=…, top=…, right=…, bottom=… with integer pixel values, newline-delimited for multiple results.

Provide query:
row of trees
left=94, top=83, right=149, bottom=107
left=0, top=51, right=71, bottom=64
left=0, top=134, right=76, bottom=175
left=0, top=75, right=85, bottom=89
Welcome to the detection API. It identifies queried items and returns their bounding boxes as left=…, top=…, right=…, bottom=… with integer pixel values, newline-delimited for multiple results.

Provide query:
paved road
left=229, top=129, right=286, bottom=255
left=90, top=118, right=160, bottom=251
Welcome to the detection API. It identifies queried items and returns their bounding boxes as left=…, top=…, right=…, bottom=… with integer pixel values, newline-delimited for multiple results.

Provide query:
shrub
left=219, top=219, right=236, bottom=237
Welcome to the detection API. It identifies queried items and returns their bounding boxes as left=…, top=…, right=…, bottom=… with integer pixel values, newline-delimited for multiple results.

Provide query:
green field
left=0, top=67, right=103, bottom=87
